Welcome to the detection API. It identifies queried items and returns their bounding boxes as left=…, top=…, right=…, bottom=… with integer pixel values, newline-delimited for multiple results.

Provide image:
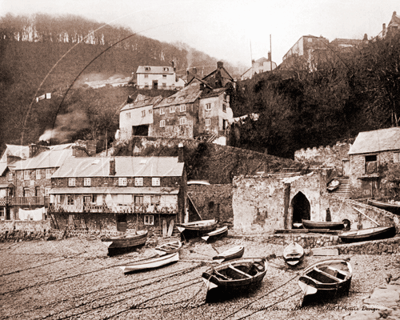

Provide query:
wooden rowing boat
left=101, top=230, right=148, bottom=254
left=212, top=246, right=245, bottom=262
left=201, top=226, right=228, bottom=241
left=327, top=179, right=340, bottom=192
left=119, top=252, right=179, bottom=273
left=176, top=219, right=217, bottom=233
left=298, top=259, right=352, bottom=306
left=155, top=240, right=182, bottom=255
left=202, top=258, right=267, bottom=300
left=302, top=219, right=344, bottom=230
left=339, top=226, right=396, bottom=243
left=283, top=242, right=304, bottom=267
left=367, top=199, right=400, bottom=215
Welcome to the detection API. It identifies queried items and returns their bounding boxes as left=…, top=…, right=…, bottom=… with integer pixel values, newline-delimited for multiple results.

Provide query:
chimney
left=29, top=143, right=37, bottom=158
left=363, top=33, right=368, bottom=41
left=178, top=143, right=184, bottom=163
left=394, top=11, right=397, bottom=16
left=217, top=61, right=223, bottom=69
left=192, top=67, right=197, bottom=75
left=171, top=61, right=175, bottom=71
left=109, top=158, right=116, bottom=176
left=268, top=51, right=271, bottom=61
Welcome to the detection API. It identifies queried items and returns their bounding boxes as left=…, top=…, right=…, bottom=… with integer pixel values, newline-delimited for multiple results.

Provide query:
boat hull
left=202, top=258, right=267, bottom=301
left=367, top=200, right=400, bottom=215
left=120, top=252, right=179, bottom=273
left=177, top=219, right=217, bottom=233
left=202, top=226, right=228, bottom=241
left=155, top=240, right=182, bottom=255
left=101, top=231, right=148, bottom=255
left=302, top=219, right=344, bottom=230
left=339, top=226, right=396, bottom=243
left=213, top=246, right=245, bottom=262
left=283, top=242, right=304, bottom=267
left=298, top=259, right=352, bottom=306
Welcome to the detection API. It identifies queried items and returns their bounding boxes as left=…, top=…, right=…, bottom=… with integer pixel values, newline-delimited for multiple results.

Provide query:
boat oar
left=352, top=206, right=380, bottom=226
left=177, top=226, right=185, bottom=233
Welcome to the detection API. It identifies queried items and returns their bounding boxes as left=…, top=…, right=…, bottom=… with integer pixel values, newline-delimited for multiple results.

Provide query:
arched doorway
left=291, top=192, right=310, bottom=225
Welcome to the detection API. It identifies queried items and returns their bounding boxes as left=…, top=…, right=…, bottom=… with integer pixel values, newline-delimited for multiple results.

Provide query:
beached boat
left=101, top=230, right=148, bottom=253
left=155, top=240, right=182, bottom=255
left=298, top=259, right=352, bottom=306
left=119, top=252, right=179, bottom=273
left=212, top=246, right=245, bottom=262
left=176, top=219, right=217, bottom=233
left=202, top=258, right=267, bottom=299
left=283, top=242, right=304, bottom=266
left=367, top=199, right=400, bottom=215
left=302, top=219, right=344, bottom=230
left=339, top=226, right=396, bottom=243
left=201, top=226, right=228, bottom=241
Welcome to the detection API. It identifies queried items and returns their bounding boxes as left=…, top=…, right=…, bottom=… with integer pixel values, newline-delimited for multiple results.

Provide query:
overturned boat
left=119, top=252, right=179, bottom=273
left=202, top=226, right=228, bottom=241
left=339, top=226, right=396, bottom=243
left=176, top=219, right=217, bottom=233
left=298, top=259, right=352, bottom=306
left=101, top=230, right=148, bottom=255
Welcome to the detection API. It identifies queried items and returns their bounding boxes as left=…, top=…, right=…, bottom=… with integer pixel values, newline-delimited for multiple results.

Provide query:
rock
left=363, top=287, right=399, bottom=309
left=343, top=311, right=380, bottom=320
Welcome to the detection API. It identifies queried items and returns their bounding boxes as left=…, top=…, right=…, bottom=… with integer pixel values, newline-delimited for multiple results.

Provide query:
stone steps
left=331, top=178, right=351, bottom=198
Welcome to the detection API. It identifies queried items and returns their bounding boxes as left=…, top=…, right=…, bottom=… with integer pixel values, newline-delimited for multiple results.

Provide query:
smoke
left=39, top=109, right=90, bottom=143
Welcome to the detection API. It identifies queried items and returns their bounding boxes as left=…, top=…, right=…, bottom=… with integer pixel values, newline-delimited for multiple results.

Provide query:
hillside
left=0, top=14, right=244, bottom=155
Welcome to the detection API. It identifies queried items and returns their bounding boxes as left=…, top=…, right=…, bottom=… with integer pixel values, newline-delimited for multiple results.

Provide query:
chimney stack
left=178, top=143, right=184, bottom=163
left=109, top=158, right=116, bottom=175
left=217, top=61, right=223, bottom=69
left=29, top=143, right=37, bottom=158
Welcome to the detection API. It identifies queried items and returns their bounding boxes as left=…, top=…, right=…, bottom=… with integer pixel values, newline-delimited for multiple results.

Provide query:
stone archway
left=291, top=192, right=310, bottom=225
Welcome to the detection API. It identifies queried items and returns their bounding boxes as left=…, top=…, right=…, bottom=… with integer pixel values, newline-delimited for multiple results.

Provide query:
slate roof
left=201, top=87, right=226, bottom=99
left=13, top=145, right=74, bottom=170
left=136, top=66, right=175, bottom=75
left=52, top=156, right=184, bottom=178
left=0, top=145, right=29, bottom=162
left=349, top=127, right=400, bottom=155
left=121, top=94, right=163, bottom=111
left=155, top=80, right=203, bottom=108
left=389, top=11, right=400, bottom=28
left=0, top=163, right=8, bottom=176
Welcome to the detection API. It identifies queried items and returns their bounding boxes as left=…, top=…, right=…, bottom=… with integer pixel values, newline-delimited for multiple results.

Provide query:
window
left=205, top=119, right=211, bottom=126
left=223, top=104, right=227, bottom=112
left=126, top=112, right=131, bottom=118
left=119, top=177, right=127, bottom=186
left=145, top=67, right=151, bottom=71
left=46, top=169, right=52, bottom=179
left=8, top=172, right=13, bottom=181
left=145, top=83, right=149, bottom=88
left=180, top=104, right=186, bottom=112
left=160, top=108, right=165, bottom=115
left=68, top=178, right=76, bottom=187
left=152, top=178, right=160, bottom=186
left=45, top=188, right=50, bottom=196
left=162, top=83, right=166, bottom=88
left=24, top=170, right=30, bottom=180
left=141, top=110, right=146, bottom=117
left=135, top=178, right=143, bottom=186
left=67, top=195, right=74, bottom=206
left=179, top=117, right=187, bottom=125
left=205, top=103, right=212, bottom=111
left=36, top=169, right=41, bottom=180
left=308, top=38, right=313, bottom=42
left=151, top=195, right=161, bottom=205
left=365, top=155, right=377, bottom=174
left=83, top=196, right=92, bottom=204
left=23, top=187, right=29, bottom=197
left=35, top=186, right=40, bottom=197
left=163, top=67, right=169, bottom=71
left=169, top=106, right=175, bottom=113
left=163, top=74, right=167, bottom=78
left=84, top=178, right=91, bottom=187
left=394, top=153, right=400, bottom=163
left=160, top=120, right=165, bottom=127
left=134, top=195, right=143, bottom=204
left=144, top=215, right=154, bottom=225
left=144, top=74, right=149, bottom=78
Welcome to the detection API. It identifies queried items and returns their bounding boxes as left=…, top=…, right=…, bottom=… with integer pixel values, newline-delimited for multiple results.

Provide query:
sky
left=1, top=0, right=399, bottom=67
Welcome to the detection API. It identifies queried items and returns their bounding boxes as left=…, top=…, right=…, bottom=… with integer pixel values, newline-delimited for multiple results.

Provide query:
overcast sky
left=1, top=0, right=398, bottom=67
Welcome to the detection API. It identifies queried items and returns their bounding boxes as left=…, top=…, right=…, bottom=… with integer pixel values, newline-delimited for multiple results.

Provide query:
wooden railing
left=48, top=203, right=178, bottom=214
left=0, top=197, right=11, bottom=206
left=11, top=196, right=49, bottom=206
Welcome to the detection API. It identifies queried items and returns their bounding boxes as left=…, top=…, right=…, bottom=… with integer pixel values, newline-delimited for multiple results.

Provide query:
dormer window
left=163, top=67, right=169, bottom=71
left=145, top=67, right=151, bottom=71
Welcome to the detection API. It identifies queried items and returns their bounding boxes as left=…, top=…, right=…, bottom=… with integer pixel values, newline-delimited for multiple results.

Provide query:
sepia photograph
left=1, top=0, right=400, bottom=319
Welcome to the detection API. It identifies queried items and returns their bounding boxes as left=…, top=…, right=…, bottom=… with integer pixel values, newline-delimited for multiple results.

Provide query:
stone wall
left=187, top=184, right=232, bottom=224
left=295, top=141, right=351, bottom=171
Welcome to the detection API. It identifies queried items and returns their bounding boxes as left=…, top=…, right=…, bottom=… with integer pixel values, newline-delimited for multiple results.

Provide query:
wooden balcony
left=11, top=196, right=50, bottom=206
left=0, top=197, right=11, bottom=206
left=48, top=203, right=178, bottom=214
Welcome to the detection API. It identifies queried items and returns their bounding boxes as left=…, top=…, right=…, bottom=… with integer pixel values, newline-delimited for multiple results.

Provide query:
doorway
left=152, top=80, right=158, bottom=90
left=291, top=192, right=310, bottom=225
left=117, top=214, right=127, bottom=232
